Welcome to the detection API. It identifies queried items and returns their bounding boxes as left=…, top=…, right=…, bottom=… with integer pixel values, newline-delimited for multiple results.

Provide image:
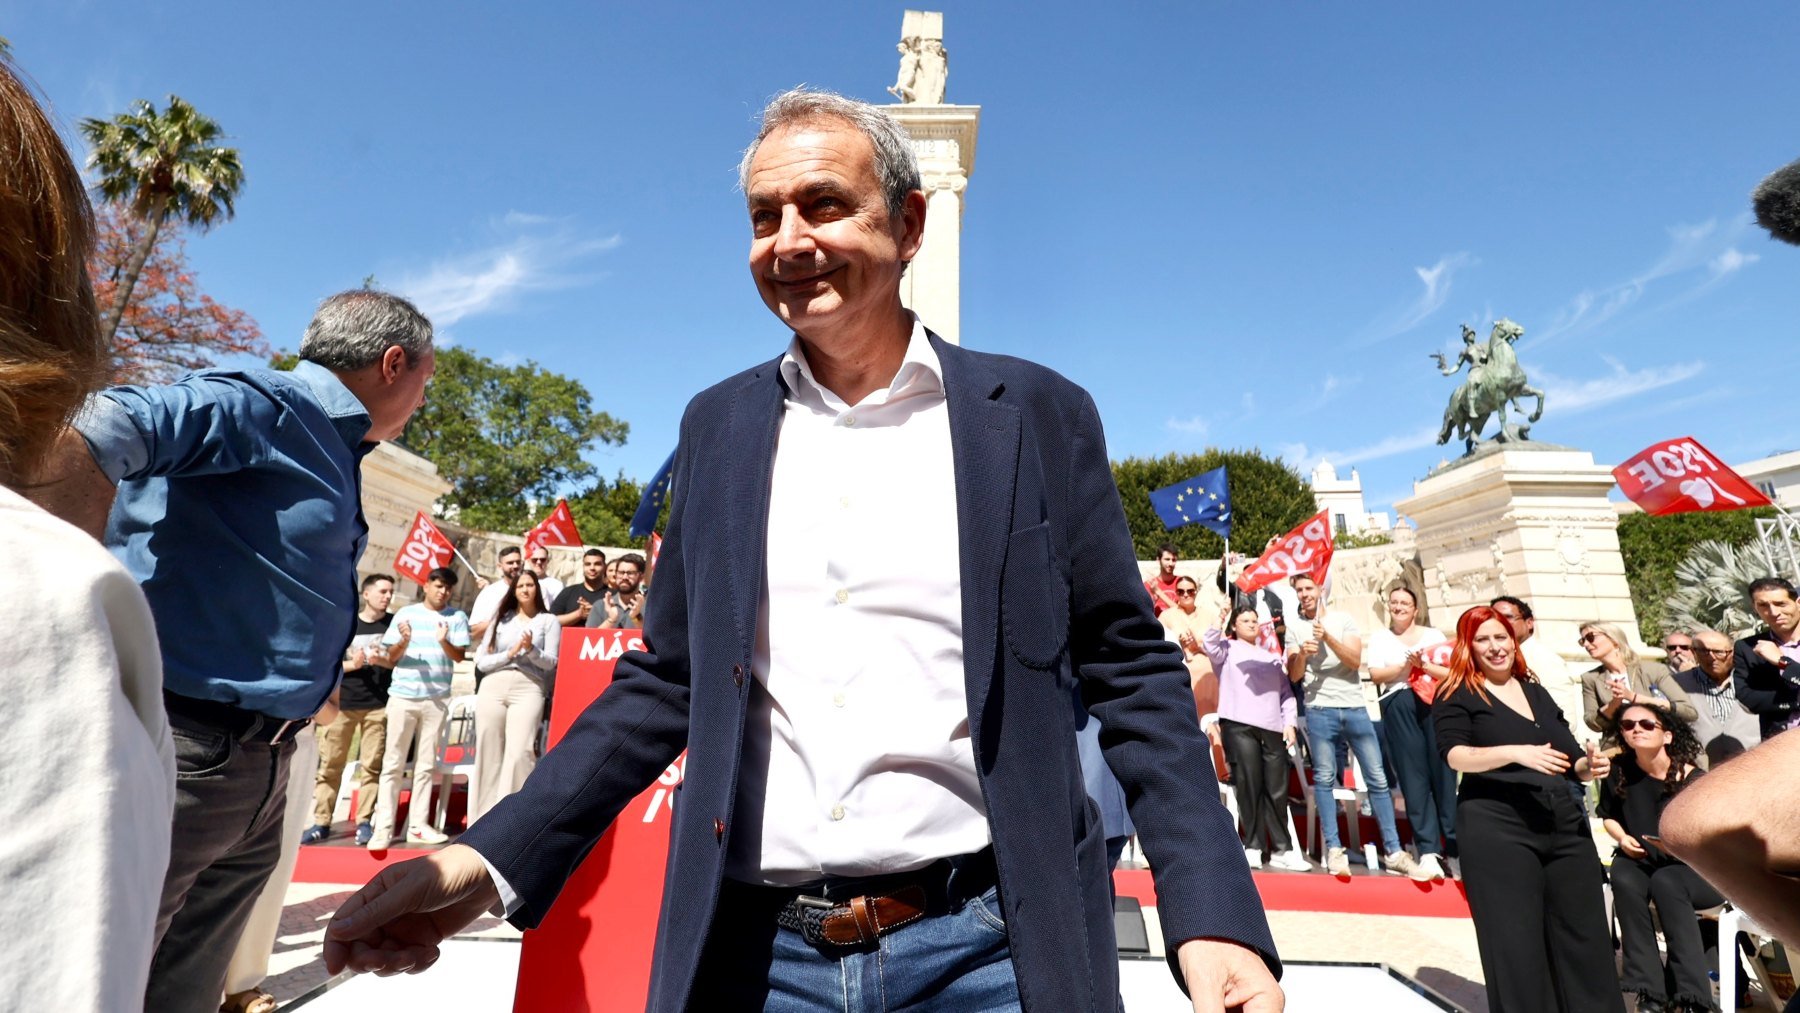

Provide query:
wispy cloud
left=1529, top=216, right=1755, bottom=348
left=1165, top=415, right=1210, bottom=437
left=1276, top=426, right=1441, bottom=475
left=1357, top=253, right=1477, bottom=345
left=394, top=214, right=623, bottom=329
left=1534, top=357, right=1706, bottom=415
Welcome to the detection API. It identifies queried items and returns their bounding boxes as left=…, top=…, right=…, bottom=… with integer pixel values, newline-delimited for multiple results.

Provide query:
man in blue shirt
left=37, top=289, right=437, bottom=1013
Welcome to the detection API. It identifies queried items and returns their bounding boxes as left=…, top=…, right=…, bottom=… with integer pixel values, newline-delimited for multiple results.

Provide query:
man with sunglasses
left=524, top=547, right=565, bottom=607
left=1672, top=629, right=1761, bottom=767
left=1661, top=633, right=1695, bottom=675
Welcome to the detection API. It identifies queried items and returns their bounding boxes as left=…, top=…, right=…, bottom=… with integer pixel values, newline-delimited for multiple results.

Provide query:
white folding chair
left=433, top=694, right=479, bottom=832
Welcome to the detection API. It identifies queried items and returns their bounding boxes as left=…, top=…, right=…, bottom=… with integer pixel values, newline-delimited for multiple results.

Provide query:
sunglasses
left=1618, top=718, right=1663, bottom=732
left=1663, top=643, right=1692, bottom=652
left=1578, top=632, right=1603, bottom=645
left=530, top=558, right=549, bottom=565
left=1176, top=588, right=1198, bottom=597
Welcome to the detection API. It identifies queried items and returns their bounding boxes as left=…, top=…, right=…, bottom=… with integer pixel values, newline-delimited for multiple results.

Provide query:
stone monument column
left=884, top=10, right=979, bottom=345
left=1396, top=446, right=1639, bottom=728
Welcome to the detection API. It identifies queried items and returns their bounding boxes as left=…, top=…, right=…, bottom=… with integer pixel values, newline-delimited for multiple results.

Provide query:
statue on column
left=887, top=15, right=947, bottom=105
left=1431, top=318, right=1546, bottom=451
left=888, top=37, right=922, bottom=103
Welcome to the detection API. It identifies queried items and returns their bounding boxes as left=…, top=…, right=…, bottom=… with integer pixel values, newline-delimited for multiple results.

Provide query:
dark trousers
left=146, top=715, right=295, bottom=1013
left=1456, top=787, right=1625, bottom=1013
left=1379, top=689, right=1458, bottom=857
left=1610, top=858, right=1724, bottom=1004
left=1220, top=718, right=1292, bottom=853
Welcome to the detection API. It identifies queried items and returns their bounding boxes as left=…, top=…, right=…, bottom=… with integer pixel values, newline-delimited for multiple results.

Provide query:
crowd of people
left=6, top=51, right=1800, bottom=1013
left=1147, top=543, right=1800, bottom=1013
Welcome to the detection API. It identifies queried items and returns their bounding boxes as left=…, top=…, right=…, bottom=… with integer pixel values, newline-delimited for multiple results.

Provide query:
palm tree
left=80, top=96, right=244, bottom=342
left=1665, top=540, right=1770, bottom=639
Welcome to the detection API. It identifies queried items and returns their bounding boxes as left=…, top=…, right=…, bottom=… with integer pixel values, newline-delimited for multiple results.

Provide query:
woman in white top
left=471, top=569, right=561, bottom=821
left=1365, top=585, right=1456, bottom=880
left=0, top=55, right=177, bottom=1009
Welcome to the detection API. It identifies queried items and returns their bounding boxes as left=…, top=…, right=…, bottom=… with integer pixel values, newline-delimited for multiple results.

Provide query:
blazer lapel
left=933, top=334, right=1020, bottom=729
left=719, top=360, right=786, bottom=659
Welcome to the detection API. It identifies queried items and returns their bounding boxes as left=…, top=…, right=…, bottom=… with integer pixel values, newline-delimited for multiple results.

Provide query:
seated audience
left=471, top=569, right=560, bottom=822
left=1577, top=620, right=1697, bottom=735
left=1202, top=604, right=1309, bottom=872
left=0, top=53, right=176, bottom=1007
left=1599, top=705, right=1720, bottom=1013
left=1671, top=628, right=1762, bottom=767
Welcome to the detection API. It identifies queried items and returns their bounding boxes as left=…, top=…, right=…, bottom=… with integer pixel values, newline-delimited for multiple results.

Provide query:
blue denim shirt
left=76, top=361, right=374, bottom=719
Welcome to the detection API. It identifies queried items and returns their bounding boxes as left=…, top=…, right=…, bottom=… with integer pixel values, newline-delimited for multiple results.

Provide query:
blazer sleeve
left=456, top=419, right=699, bottom=928
left=1581, top=669, right=1605, bottom=732
left=1063, top=390, right=1279, bottom=983
left=1644, top=662, right=1697, bottom=723
left=1733, top=636, right=1795, bottom=721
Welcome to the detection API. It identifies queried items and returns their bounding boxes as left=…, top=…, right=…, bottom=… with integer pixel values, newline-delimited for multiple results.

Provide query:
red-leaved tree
left=88, top=202, right=267, bottom=384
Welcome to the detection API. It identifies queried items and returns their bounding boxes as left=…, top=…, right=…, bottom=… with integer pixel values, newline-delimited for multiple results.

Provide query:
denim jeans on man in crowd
left=1305, top=704, right=1404, bottom=854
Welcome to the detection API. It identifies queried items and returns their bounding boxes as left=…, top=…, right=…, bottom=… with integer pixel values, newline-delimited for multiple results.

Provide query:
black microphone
left=1752, top=157, right=1800, bottom=246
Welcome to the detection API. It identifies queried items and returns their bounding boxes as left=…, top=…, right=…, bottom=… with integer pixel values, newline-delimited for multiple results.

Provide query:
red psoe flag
left=523, top=498, right=584, bottom=556
left=648, top=532, right=663, bottom=573
left=1613, top=437, right=1771, bottom=516
left=393, top=510, right=456, bottom=586
left=1235, top=509, right=1336, bottom=595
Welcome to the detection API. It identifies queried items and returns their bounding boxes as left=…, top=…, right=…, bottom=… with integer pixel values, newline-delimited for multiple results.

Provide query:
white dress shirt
left=725, top=318, right=990, bottom=885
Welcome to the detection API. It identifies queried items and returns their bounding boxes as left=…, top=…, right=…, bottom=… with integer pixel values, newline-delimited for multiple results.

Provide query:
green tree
left=81, top=95, right=244, bottom=344
left=566, top=471, right=655, bottom=548
left=1112, top=451, right=1316, bottom=560
left=1617, top=507, right=1777, bottom=642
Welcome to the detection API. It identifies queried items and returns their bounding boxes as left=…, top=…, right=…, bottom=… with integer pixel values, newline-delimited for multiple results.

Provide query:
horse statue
left=1432, top=318, right=1545, bottom=451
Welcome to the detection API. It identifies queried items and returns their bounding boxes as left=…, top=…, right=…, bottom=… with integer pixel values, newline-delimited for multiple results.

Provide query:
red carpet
left=1112, top=867, right=1470, bottom=918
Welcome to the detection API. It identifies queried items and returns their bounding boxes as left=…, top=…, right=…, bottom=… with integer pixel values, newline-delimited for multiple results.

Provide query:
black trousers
left=1456, top=785, right=1625, bottom=1012
left=1610, top=857, right=1724, bottom=1004
left=1220, top=718, right=1292, bottom=853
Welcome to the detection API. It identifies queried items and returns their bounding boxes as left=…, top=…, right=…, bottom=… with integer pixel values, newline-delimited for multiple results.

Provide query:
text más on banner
left=1234, top=509, right=1335, bottom=595
left=393, top=510, right=456, bottom=586
left=1612, top=436, right=1772, bottom=516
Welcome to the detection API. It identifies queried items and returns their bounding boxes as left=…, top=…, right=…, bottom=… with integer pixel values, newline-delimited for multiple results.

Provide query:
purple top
left=1204, top=626, right=1297, bottom=734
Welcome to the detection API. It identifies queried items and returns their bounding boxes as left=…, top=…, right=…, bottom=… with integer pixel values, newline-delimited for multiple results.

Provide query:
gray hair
left=737, top=87, right=921, bottom=219
left=299, top=290, right=434, bottom=371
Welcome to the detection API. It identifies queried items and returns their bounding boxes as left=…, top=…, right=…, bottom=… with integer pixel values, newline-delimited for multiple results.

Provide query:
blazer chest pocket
left=1001, top=522, right=1069, bottom=670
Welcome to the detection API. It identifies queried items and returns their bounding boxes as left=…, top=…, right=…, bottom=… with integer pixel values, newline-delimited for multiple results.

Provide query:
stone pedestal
left=887, top=103, right=979, bottom=344
left=358, top=442, right=453, bottom=599
left=1396, top=446, right=1639, bottom=726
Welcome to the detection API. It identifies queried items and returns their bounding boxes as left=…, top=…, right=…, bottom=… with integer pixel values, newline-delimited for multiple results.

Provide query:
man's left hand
left=1176, top=938, right=1283, bottom=1012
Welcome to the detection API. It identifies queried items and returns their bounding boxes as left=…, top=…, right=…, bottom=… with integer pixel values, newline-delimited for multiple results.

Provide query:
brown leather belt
left=761, top=848, right=998, bottom=950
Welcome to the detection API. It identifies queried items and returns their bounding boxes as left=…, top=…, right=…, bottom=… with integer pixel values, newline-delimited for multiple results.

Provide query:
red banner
left=647, top=532, right=663, bottom=574
left=515, top=627, right=676, bottom=1012
left=1235, top=509, right=1335, bottom=595
left=523, top=498, right=583, bottom=556
left=1408, top=640, right=1456, bottom=705
left=1613, top=437, right=1771, bottom=515
left=392, top=510, right=456, bottom=586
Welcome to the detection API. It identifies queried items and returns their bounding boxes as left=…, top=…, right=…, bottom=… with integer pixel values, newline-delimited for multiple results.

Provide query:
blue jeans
left=1305, top=705, right=1403, bottom=853
left=696, top=868, right=1021, bottom=1011
left=1379, top=688, right=1458, bottom=858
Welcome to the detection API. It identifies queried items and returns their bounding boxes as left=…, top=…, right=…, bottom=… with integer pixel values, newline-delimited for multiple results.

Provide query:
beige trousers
left=371, top=696, right=447, bottom=839
left=311, top=706, right=386, bottom=826
left=471, top=669, right=546, bottom=823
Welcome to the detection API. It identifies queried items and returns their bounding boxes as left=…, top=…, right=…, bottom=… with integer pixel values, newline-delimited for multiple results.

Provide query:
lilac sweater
left=1204, top=627, right=1297, bottom=733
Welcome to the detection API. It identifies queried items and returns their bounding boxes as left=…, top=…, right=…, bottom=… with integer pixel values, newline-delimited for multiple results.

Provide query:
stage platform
left=285, top=939, right=1464, bottom=1011
left=296, top=841, right=1471, bottom=919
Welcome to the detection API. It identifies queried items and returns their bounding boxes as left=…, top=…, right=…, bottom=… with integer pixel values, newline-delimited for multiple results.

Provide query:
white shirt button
left=831, top=804, right=846, bottom=821
left=843, top=415, right=857, bottom=427
left=833, top=692, right=846, bottom=708
left=835, top=589, right=850, bottom=605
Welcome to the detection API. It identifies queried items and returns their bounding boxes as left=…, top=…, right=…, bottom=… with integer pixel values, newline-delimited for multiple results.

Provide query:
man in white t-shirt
left=1286, top=573, right=1426, bottom=880
left=523, top=546, right=565, bottom=606
left=470, top=546, right=523, bottom=641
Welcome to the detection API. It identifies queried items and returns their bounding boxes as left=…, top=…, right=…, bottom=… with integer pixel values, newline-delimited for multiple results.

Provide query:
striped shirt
left=382, top=603, right=470, bottom=700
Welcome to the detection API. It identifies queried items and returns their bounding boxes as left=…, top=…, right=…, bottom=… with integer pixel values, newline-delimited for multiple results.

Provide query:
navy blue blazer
left=1734, top=630, right=1800, bottom=738
left=460, top=335, right=1278, bottom=1011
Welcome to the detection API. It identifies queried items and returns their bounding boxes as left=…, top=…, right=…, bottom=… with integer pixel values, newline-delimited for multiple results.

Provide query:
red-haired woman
left=1433, top=605, right=1623, bottom=1012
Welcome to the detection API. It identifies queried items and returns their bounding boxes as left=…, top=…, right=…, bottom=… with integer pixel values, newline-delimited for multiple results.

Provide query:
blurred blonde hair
left=0, top=56, right=105, bottom=490
left=1579, top=620, right=1639, bottom=667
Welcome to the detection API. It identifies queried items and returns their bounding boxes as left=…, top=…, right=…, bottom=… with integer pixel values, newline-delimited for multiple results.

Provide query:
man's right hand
left=325, top=844, right=501, bottom=977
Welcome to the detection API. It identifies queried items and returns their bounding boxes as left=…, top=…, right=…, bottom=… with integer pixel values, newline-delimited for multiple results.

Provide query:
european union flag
left=630, top=450, right=676, bottom=540
left=1148, top=466, right=1232, bottom=537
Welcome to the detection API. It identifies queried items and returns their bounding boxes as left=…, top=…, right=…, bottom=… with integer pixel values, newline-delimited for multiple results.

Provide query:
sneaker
left=1267, top=849, right=1312, bottom=872
left=407, top=825, right=450, bottom=845
left=1384, top=850, right=1432, bottom=882
left=366, top=834, right=392, bottom=852
left=1444, top=856, right=1462, bottom=881
left=1327, top=847, right=1351, bottom=877
left=1416, top=853, right=1447, bottom=882
left=1243, top=848, right=1263, bottom=869
left=299, top=824, right=330, bottom=845
left=354, top=821, right=374, bottom=846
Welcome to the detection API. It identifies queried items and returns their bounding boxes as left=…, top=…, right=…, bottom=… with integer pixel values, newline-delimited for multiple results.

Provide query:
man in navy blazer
left=327, top=88, right=1280, bottom=1012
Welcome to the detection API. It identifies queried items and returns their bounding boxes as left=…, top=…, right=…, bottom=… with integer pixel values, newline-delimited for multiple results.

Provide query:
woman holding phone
left=1599, top=704, right=1719, bottom=1013
left=1435, top=605, right=1622, bottom=1012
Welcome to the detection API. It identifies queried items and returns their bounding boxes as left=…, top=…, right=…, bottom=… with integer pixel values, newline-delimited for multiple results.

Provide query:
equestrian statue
left=1431, top=318, right=1545, bottom=452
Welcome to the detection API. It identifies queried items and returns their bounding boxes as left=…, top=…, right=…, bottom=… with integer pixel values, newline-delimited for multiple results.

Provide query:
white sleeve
left=474, top=849, right=523, bottom=918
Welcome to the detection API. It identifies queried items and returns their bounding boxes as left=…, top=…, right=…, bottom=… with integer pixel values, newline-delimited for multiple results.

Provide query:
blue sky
left=10, top=3, right=1797, bottom=519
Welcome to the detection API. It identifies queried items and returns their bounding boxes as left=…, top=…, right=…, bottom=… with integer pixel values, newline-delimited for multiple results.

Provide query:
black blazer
left=458, top=334, right=1276, bottom=1011
left=1733, top=630, right=1800, bottom=738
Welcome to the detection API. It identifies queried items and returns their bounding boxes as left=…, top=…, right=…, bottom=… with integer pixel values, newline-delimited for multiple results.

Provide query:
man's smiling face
left=745, top=120, right=922, bottom=342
